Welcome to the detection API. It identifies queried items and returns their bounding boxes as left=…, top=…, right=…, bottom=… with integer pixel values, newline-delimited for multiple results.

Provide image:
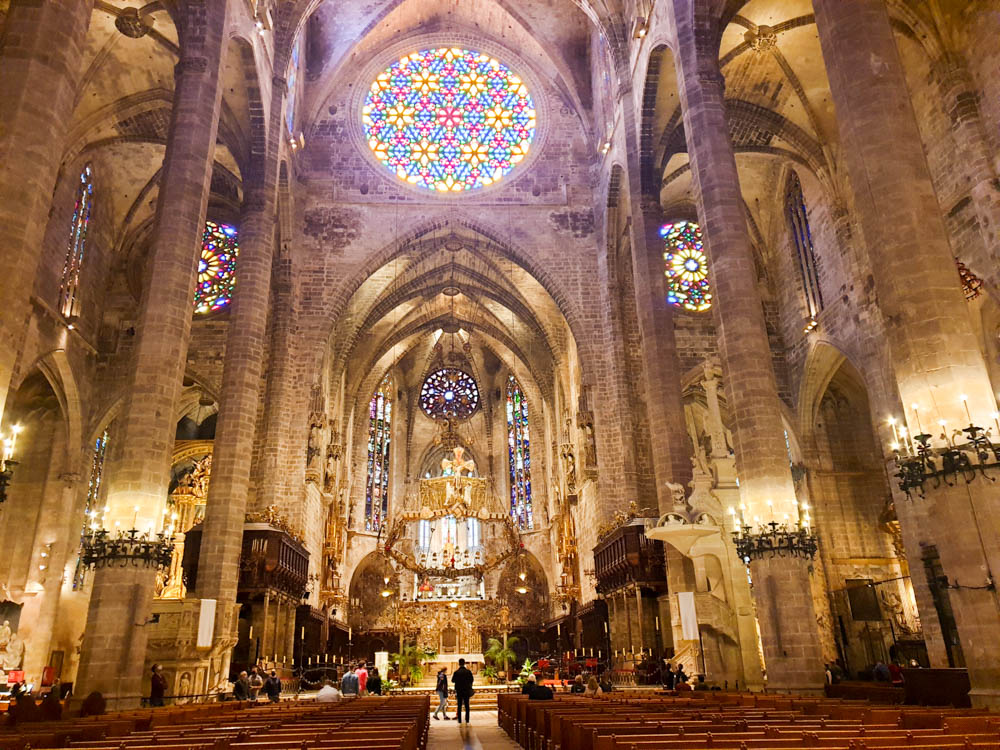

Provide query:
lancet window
left=785, top=171, right=824, bottom=318
left=286, top=37, right=300, bottom=135
left=365, top=375, right=393, bottom=532
left=60, top=164, right=94, bottom=317
left=73, top=426, right=110, bottom=589
left=506, top=375, right=532, bottom=529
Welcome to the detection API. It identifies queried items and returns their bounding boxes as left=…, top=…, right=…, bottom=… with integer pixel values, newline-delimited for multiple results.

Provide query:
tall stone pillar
left=934, top=61, right=1000, bottom=299
left=197, top=178, right=279, bottom=607
left=814, top=0, right=1000, bottom=706
left=74, top=6, right=229, bottom=708
left=669, top=1, right=824, bottom=691
left=0, top=0, right=94, bottom=421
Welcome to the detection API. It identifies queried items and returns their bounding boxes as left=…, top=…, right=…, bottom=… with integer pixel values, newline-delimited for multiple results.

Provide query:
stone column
left=74, top=6, right=229, bottom=708
left=669, top=0, right=824, bottom=691
left=619, top=79, right=694, bottom=508
left=934, top=61, right=1000, bottom=300
left=0, top=0, right=94, bottom=421
left=631, top=195, right=694, bottom=509
left=814, top=0, right=1000, bottom=706
left=197, top=181, right=279, bottom=609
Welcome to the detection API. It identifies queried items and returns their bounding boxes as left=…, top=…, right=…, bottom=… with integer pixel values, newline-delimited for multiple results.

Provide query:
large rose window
left=420, top=368, right=480, bottom=420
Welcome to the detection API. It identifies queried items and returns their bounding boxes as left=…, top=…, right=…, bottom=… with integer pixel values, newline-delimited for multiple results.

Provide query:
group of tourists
left=231, top=666, right=281, bottom=702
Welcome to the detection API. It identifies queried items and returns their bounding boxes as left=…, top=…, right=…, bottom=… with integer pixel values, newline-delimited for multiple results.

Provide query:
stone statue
left=561, top=445, right=577, bottom=493
left=441, top=445, right=476, bottom=478
left=324, top=443, right=340, bottom=493
left=2, top=631, right=24, bottom=670
left=0, top=620, right=11, bottom=650
left=307, top=417, right=324, bottom=468
left=666, top=481, right=687, bottom=509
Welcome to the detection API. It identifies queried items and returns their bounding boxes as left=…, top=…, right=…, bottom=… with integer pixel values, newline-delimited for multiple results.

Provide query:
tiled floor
left=427, top=710, right=519, bottom=749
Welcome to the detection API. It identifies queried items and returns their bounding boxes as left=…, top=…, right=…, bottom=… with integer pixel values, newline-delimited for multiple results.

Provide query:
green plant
left=517, top=657, right=538, bottom=685
left=481, top=665, right=498, bottom=684
left=389, top=643, right=437, bottom=685
left=485, top=636, right=519, bottom=680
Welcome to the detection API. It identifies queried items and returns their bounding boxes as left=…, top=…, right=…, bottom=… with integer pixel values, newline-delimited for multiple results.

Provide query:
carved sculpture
left=0, top=621, right=24, bottom=670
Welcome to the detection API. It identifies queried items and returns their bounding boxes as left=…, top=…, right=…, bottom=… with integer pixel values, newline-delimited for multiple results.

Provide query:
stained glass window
left=506, top=375, right=532, bottom=529
left=286, top=38, right=300, bottom=135
left=73, top=426, right=110, bottom=590
left=661, top=220, right=712, bottom=312
left=420, top=368, right=480, bottom=420
left=194, top=221, right=238, bottom=314
left=785, top=171, right=824, bottom=317
left=362, top=47, right=537, bottom=192
left=60, top=164, right=94, bottom=317
left=365, top=375, right=393, bottom=532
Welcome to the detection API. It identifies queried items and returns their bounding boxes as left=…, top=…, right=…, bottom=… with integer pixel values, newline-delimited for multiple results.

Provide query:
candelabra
left=892, top=423, right=1000, bottom=498
left=80, top=527, right=174, bottom=570
left=732, top=521, right=818, bottom=563
left=0, top=424, right=23, bottom=506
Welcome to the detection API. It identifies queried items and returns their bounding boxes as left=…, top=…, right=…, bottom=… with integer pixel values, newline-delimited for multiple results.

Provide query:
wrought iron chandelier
left=80, top=527, right=174, bottom=570
left=732, top=521, right=818, bottom=563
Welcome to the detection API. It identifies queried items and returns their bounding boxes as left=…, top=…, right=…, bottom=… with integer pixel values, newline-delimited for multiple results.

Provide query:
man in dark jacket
left=264, top=670, right=282, bottom=703
left=451, top=658, right=474, bottom=724
left=233, top=671, right=251, bottom=701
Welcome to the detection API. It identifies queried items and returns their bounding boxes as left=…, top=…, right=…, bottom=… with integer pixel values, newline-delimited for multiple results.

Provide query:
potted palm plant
left=484, top=636, right=519, bottom=684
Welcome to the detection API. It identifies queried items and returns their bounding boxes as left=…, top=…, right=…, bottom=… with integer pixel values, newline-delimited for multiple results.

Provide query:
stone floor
left=427, top=710, right=519, bottom=749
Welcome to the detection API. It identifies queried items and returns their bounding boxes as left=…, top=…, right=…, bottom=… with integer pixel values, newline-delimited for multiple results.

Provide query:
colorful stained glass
left=194, top=221, right=238, bottom=314
left=60, top=164, right=94, bottom=317
left=74, top=426, right=110, bottom=589
left=286, top=38, right=300, bottom=135
left=362, top=47, right=537, bottom=192
left=420, top=368, right=480, bottom=420
left=366, top=375, right=393, bottom=532
left=506, top=375, right=532, bottom=529
left=661, top=220, right=712, bottom=312
left=785, top=172, right=824, bottom=317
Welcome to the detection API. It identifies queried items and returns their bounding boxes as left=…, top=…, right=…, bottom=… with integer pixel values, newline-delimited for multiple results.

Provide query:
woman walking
left=432, top=667, right=450, bottom=720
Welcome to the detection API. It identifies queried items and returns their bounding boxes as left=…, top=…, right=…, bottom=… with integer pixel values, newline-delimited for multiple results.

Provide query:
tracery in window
left=73, top=426, right=110, bottom=589
left=467, top=517, right=481, bottom=547
left=362, top=47, right=537, bottom=192
left=194, top=221, right=239, bottom=314
left=60, top=164, right=94, bottom=317
left=420, top=368, right=480, bottom=420
left=365, top=375, right=393, bottom=532
left=661, top=220, right=712, bottom=312
left=506, top=375, right=532, bottom=529
left=785, top=171, right=824, bottom=317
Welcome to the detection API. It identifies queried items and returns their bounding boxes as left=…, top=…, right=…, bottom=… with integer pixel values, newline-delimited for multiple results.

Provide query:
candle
left=961, top=395, right=972, bottom=423
left=993, top=412, right=1000, bottom=439
left=939, top=420, right=951, bottom=446
left=888, top=416, right=899, bottom=445
left=249, top=626, right=253, bottom=641
left=912, top=404, right=923, bottom=435
left=557, top=623, right=561, bottom=637
left=301, top=626, right=305, bottom=640
left=655, top=616, right=660, bottom=631
left=348, top=627, right=352, bottom=640
left=603, top=622, right=608, bottom=634
left=308, top=656, right=312, bottom=665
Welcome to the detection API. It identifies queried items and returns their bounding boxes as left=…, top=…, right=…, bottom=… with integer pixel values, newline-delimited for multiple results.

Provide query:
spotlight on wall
left=632, top=17, right=648, bottom=39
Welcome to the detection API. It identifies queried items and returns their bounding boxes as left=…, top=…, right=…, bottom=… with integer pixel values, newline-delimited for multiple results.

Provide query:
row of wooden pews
left=498, top=692, right=1000, bottom=750
left=0, top=695, right=429, bottom=750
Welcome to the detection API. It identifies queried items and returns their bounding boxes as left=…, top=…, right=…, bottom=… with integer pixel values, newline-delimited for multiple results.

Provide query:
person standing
left=149, top=664, right=167, bottom=707
left=249, top=667, right=264, bottom=701
left=264, top=670, right=282, bottom=703
left=367, top=667, right=382, bottom=695
left=232, top=671, right=251, bottom=701
left=356, top=661, right=369, bottom=696
left=451, top=658, right=474, bottom=725
left=433, top=667, right=450, bottom=720
left=341, top=665, right=359, bottom=696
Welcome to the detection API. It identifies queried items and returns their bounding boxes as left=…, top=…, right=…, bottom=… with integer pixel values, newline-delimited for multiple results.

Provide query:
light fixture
left=516, top=585, right=528, bottom=595
left=81, top=528, right=174, bottom=570
left=632, top=17, right=648, bottom=39
left=518, top=571, right=526, bottom=582
left=0, top=424, right=22, bottom=506
left=449, top=601, right=458, bottom=608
